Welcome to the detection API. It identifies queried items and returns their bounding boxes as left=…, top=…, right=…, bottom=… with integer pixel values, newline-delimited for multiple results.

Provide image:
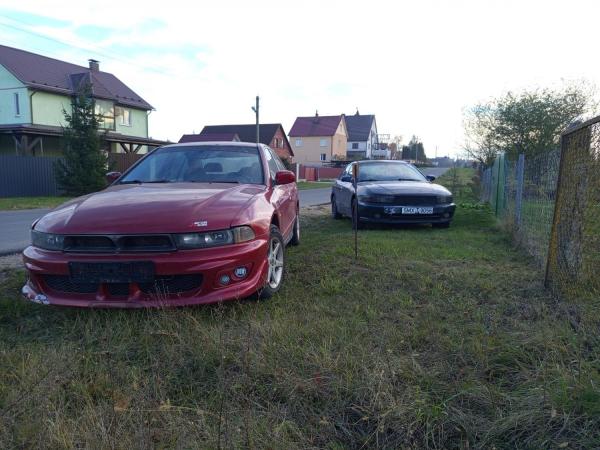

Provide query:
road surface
left=0, top=208, right=50, bottom=256
left=299, top=188, right=331, bottom=208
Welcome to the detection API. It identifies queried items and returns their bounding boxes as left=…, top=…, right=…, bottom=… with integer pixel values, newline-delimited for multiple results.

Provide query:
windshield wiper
left=120, top=179, right=171, bottom=184
left=397, top=178, right=422, bottom=182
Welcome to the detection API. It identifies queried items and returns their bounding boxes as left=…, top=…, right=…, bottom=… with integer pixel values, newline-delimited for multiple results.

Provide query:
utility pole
left=251, top=96, right=259, bottom=144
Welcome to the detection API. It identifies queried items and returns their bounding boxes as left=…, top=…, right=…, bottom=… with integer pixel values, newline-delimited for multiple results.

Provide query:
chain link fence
left=480, top=119, right=599, bottom=300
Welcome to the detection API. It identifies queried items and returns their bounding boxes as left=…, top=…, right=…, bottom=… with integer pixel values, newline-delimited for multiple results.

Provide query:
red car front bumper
left=21, top=238, right=269, bottom=308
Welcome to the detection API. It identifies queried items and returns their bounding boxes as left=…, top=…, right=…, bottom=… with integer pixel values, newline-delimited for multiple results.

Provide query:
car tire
left=258, top=225, right=286, bottom=299
left=331, top=195, right=342, bottom=219
left=433, top=222, right=451, bottom=229
left=289, top=213, right=300, bottom=246
left=352, top=198, right=364, bottom=230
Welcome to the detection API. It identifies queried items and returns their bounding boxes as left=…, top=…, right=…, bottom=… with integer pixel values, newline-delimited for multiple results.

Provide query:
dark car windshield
left=119, top=145, right=265, bottom=185
left=357, top=163, right=426, bottom=182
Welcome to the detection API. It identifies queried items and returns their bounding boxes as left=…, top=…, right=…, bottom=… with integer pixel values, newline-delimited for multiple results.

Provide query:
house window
left=94, top=100, right=115, bottom=130
left=295, top=138, right=302, bottom=147
left=116, top=106, right=131, bottom=126
left=320, top=138, right=328, bottom=147
left=320, top=153, right=326, bottom=161
left=14, top=93, right=20, bottom=116
left=352, top=142, right=359, bottom=150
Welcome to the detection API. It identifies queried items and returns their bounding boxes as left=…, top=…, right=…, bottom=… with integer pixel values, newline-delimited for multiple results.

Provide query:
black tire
left=289, top=213, right=300, bottom=246
left=331, top=195, right=342, bottom=219
left=352, top=198, right=364, bottom=230
left=433, top=222, right=451, bottom=229
left=258, top=225, right=286, bottom=299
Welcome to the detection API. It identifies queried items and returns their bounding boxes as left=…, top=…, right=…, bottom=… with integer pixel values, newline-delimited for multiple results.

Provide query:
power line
left=0, top=17, right=177, bottom=77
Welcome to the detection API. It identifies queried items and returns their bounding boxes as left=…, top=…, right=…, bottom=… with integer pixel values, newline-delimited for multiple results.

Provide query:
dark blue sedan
left=330, top=160, right=456, bottom=229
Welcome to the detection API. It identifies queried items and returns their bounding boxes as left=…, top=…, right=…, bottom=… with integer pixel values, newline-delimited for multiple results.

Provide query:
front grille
left=390, top=195, right=438, bottom=206
left=139, top=275, right=203, bottom=295
left=44, top=275, right=98, bottom=293
left=63, top=234, right=176, bottom=253
left=42, top=274, right=202, bottom=297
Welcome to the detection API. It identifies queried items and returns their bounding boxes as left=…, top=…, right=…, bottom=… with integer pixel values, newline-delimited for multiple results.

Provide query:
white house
left=345, top=113, right=378, bottom=159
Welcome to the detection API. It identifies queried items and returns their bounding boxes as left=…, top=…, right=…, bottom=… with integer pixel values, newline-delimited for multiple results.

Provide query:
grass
left=296, top=181, right=332, bottom=190
left=1, top=169, right=599, bottom=448
left=0, top=196, right=71, bottom=210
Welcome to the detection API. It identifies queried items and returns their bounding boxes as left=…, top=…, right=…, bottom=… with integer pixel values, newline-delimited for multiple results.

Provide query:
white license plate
left=401, top=206, right=434, bottom=215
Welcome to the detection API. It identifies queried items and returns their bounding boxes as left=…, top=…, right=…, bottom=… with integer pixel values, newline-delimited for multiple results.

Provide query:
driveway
left=0, top=208, right=50, bottom=256
left=299, top=188, right=330, bottom=208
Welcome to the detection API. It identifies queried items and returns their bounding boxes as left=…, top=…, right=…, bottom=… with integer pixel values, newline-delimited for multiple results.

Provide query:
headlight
left=31, top=230, right=65, bottom=251
left=173, top=226, right=255, bottom=250
left=359, top=194, right=395, bottom=204
left=437, top=195, right=453, bottom=204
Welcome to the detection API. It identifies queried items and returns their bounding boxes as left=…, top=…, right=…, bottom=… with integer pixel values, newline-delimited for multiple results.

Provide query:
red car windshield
left=120, top=145, right=265, bottom=185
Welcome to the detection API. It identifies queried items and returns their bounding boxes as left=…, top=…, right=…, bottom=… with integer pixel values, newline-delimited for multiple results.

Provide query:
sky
left=0, top=0, right=599, bottom=157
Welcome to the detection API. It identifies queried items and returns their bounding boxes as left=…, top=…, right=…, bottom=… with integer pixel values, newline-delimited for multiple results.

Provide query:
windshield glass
left=119, top=145, right=265, bottom=185
left=357, top=163, right=426, bottom=182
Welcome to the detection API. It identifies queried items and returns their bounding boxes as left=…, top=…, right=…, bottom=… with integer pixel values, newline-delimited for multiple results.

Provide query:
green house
left=0, top=44, right=167, bottom=156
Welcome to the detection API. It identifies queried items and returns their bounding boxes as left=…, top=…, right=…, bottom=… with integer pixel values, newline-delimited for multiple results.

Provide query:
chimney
left=88, top=59, right=100, bottom=72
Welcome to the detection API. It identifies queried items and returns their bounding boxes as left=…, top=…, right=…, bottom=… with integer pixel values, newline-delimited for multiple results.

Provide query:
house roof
left=179, top=132, right=239, bottom=143
left=0, top=44, right=153, bottom=110
left=345, top=114, right=375, bottom=142
left=288, top=115, right=344, bottom=137
left=199, top=124, right=284, bottom=145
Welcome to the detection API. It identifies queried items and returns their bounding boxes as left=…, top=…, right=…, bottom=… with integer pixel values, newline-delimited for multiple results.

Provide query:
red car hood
left=35, top=183, right=266, bottom=234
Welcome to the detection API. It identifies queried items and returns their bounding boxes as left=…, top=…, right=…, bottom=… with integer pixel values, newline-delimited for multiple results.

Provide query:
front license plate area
left=385, top=206, right=434, bottom=215
left=69, top=261, right=155, bottom=283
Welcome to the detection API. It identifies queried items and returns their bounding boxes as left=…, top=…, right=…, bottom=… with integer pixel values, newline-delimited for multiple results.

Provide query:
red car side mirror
left=106, top=171, right=122, bottom=184
left=274, top=170, right=296, bottom=185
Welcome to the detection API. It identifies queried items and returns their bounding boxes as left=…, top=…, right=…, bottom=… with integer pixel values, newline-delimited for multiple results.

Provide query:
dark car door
left=335, top=163, right=355, bottom=216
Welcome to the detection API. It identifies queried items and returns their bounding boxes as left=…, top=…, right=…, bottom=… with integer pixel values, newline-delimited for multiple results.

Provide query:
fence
left=481, top=124, right=599, bottom=300
left=0, top=153, right=145, bottom=197
left=295, top=164, right=343, bottom=181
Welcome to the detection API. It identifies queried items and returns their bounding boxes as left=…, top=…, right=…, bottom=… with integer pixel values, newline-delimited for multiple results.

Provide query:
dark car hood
left=35, top=183, right=266, bottom=234
left=358, top=180, right=451, bottom=196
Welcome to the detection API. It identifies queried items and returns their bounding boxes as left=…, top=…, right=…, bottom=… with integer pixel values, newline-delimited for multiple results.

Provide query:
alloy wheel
left=267, top=237, right=284, bottom=289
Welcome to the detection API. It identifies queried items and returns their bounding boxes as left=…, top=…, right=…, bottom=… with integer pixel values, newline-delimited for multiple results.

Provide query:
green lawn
left=0, top=170, right=598, bottom=448
left=0, top=196, right=71, bottom=210
left=296, top=181, right=332, bottom=190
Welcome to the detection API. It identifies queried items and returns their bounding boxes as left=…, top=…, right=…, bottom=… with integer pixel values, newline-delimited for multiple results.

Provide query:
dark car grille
left=63, top=235, right=176, bottom=253
left=42, top=274, right=202, bottom=297
left=389, top=195, right=438, bottom=206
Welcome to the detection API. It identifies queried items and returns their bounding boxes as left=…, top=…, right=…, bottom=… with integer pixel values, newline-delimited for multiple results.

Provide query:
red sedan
left=22, top=142, right=299, bottom=308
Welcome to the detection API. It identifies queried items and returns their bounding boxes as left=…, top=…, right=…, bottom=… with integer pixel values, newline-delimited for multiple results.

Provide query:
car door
left=336, top=163, right=355, bottom=216
left=265, top=147, right=295, bottom=238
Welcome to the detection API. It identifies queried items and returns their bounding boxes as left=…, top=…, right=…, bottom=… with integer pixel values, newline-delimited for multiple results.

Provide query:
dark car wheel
left=433, top=222, right=451, bottom=229
left=331, top=195, right=342, bottom=219
left=289, top=213, right=300, bottom=246
left=259, top=225, right=285, bottom=299
left=352, top=198, right=364, bottom=230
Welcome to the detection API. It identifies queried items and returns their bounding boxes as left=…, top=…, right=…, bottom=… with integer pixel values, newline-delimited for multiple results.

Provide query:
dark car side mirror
left=275, top=170, right=296, bottom=185
left=340, top=174, right=353, bottom=182
left=106, top=171, right=122, bottom=184
left=426, top=175, right=436, bottom=182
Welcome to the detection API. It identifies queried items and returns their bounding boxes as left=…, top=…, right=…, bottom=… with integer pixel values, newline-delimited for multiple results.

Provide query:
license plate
left=69, top=261, right=155, bottom=283
left=384, top=206, right=434, bottom=215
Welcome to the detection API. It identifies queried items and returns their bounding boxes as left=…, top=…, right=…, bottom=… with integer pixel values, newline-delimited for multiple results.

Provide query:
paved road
left=0, top=208, right=50, bottom=255
left=299, top=187, right=331, bottom=207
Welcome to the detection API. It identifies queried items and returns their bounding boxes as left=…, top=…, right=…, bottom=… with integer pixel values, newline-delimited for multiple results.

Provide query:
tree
left=463, top=81, right=596, bottom=165
left=401, top=135, right=426, bottom=161
left=55, top=84, right=109, bottom=196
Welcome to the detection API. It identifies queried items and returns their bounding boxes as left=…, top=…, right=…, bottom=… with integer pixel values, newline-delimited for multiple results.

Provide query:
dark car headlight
left=437, top=195, right=453, bottom=204
left=359, top=194, right=395, bottom=204
left=173, top=226, right=255, bottom=250
left=31, top=230, right=65, bottom=251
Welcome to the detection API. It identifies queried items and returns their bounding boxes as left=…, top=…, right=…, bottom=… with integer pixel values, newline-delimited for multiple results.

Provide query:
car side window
left=268, top=147, right=286, bottom=172
left=264, top=147, right=280, bottom=180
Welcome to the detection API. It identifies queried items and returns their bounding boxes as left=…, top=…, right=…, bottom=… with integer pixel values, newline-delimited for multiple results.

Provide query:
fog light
left=34, top=294, right=49, bottom=305
left=443, top=213, right=450, bottom=218
left=219, top=274, right=231, bottom=285
left=374, top=213, right=381, bottom=219
left=234, top=267, right=248, bottom=278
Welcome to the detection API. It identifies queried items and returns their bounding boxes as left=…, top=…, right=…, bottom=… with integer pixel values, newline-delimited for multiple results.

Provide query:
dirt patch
left=0, top=253, right=22, bottom=270
left=301, top=204, right=329, bottom=217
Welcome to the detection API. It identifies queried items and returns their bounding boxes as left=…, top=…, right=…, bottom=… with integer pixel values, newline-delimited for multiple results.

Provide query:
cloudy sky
left=0, top=0, right=598, bottom=157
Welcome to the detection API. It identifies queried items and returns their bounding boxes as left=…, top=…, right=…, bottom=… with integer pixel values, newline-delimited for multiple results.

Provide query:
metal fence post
left=515, top=154, right=525, bottom=227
